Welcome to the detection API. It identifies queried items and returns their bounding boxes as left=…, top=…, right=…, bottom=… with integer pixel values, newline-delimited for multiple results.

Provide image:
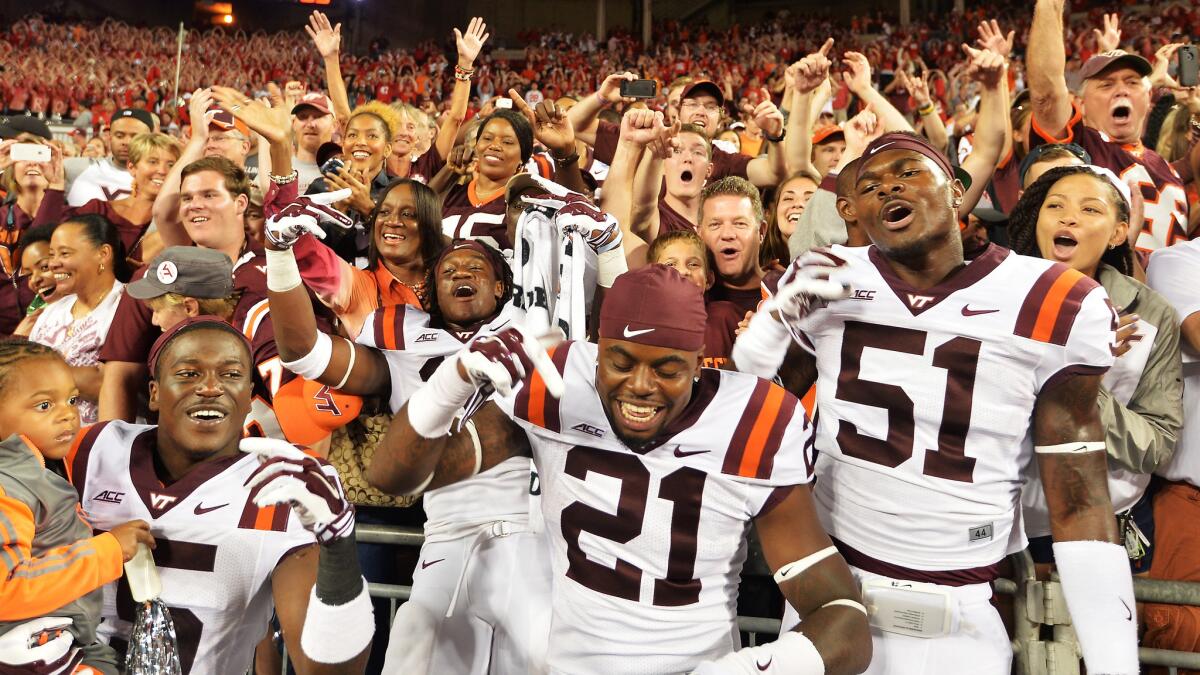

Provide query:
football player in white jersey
left=264, top=230, right=551, bottom=674
left=67, top=318, right=371, bottom=675
left=733, top=131, right=1138, bottom=674
left=371, top=264, right=873, bottom=675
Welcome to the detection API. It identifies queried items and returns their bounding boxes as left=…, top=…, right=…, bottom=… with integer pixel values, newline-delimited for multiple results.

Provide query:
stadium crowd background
left=1, top=0, right=1199, bottom=671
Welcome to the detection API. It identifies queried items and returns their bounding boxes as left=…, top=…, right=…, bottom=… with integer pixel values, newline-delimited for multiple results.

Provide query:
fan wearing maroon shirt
left=1028, top=3, right=1198, bottom=250
left=697, top=177, right=769, bottom=318
left=97, top=156, right=268, bottom=423
left=571, top=73, right=789, bottom=189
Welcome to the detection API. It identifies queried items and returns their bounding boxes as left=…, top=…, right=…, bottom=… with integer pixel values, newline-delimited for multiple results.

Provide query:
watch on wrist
left=762, top=128, right=786, bottom=143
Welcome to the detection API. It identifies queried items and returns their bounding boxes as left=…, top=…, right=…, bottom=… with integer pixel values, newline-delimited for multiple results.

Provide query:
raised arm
left=436, top=18, right=490, bottom=160
left=153, top=88, right=211, bottom=247
left=567, top=72, right=635, bottom=146
left=306, top=11, right=351, bottom=125
left=897, top=69, right=948, bottom=153
left=509, top=89, right=588, bottom=194
left=1028, top=0, right=1074, bottom=139
left=842, top=51, right=912, bottom=134
left=1034, top=371, right=1138, bottom=675
left=785, top=39, right=833, bottom=179
left=957, top=45, right=1010, bottom=214
left=601, top=109, right=668, bottom=268
left=744, top=87, right=787, bottom=187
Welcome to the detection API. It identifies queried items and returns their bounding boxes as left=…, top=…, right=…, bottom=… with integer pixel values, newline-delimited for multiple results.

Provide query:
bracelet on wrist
left=553, top=151, right=580, bottom=165
left=269, top=170, right=299, bottom=185
left=917, top=103, right=936, bottom=116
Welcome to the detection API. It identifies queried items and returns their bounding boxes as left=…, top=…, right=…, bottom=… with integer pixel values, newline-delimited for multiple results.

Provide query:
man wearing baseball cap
left=203, top=105, right=253, bottom=172
left=291, top=93, right=337, bottom=193
left=64, top=108, right=153, bottom=207
left=810, top=124, right=846, bottom=179
left=129, top=246, right=354, bottom=445
left=1029, top=3, right=1195, bottom=251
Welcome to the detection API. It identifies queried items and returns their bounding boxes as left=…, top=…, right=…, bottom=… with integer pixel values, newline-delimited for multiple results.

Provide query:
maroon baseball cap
left=206, top=105, right=250, bottom=136
left=857, top=132, right=972, bottom=189
left=148, top=316, right=252, bottom=375
left=292, top=92, right=332, bottom=116
left=681, top=80, right=725, bottom=107
left=599, top=265, right=707, bottom=352
left=1078, top=50, right=1153, bottom=81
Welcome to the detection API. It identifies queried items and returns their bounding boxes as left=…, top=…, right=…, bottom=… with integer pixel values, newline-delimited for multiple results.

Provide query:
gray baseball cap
left=127, top=247, right=234, bottom=300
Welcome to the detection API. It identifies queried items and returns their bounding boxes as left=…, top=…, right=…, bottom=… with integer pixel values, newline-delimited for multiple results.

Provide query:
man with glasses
left=203, top=106, right=254, bottom=174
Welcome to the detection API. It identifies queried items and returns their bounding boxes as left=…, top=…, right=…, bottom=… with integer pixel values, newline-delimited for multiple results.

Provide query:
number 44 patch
left=968, top=523, right=993, bottom=543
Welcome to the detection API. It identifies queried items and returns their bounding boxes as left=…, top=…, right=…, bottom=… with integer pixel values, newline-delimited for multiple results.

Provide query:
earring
left=99, top=263, right=105, bottom=271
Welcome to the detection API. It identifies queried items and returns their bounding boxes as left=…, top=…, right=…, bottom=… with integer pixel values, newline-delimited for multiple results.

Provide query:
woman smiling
left=1010, top=165, right=1183, bottom=571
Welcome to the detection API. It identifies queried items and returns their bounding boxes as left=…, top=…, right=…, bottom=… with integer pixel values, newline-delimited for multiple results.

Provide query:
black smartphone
left=1178, top=45, right=1199, bottom=88
left=320, top=157, right=345, bottom=176
left=620, top=79, right=659, bottom=99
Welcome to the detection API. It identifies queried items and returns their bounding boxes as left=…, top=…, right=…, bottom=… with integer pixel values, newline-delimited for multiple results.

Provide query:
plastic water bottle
left=124, top=544, right=161, bottom=602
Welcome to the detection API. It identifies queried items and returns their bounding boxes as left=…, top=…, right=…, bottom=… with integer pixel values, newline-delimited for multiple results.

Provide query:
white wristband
left=299, top=579, right=374, bottom=664
left=265, top=247, right=303, bottom=292
left=598, top=248, right=628, bottom=288
left=694, top=631, right=825, bottom=674
left=406, top=355, right=477, bottom=439
left=1052, top=540, right=1138, bottom=675
left=281, top=331, right=333, bottom=380
left=731, top=308, right=791, bottom=379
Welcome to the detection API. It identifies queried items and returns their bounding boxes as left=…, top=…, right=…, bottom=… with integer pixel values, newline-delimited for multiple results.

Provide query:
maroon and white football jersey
left=495, top=340, right=813, bottom=674
left=68, top=421, right=320, bottom=675
left=784, top=244, right=1116, bottom=579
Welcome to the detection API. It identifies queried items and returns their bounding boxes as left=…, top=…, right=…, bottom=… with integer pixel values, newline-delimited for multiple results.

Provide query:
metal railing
left=352, top=524, right=1200, bottom=672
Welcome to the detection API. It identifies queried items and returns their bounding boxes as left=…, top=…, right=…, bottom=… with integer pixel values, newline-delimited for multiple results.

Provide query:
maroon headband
left=148, top=315, right=252, bottom=375
left=856, top=132, right=971, bottom=189
left=599, top=265, right=707, bottom=352
left=437, top=239, right=505, bottom=278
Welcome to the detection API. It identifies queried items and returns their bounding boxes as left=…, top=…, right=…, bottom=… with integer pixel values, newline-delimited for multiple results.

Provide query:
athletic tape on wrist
left=406, top=355, right=477, bottom=439
left=774, top=546, right=838, bottom=585
left=281, top=332, right=333, bottom=381
left=1034, top=441, right=1106, bottom=454
left=598, top=248, right=628, bottom=288
left=265, top=247, right=302, bottom=292
left=732, top=309, right=793, bottom=380
left=1052, top=540, right=1138, bottom=674
left=299, top=579, right=374, bottom=664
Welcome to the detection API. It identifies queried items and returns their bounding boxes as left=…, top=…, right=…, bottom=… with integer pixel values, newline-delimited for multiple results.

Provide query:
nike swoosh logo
left=867, top=141, right=895, bottom=155
left=193, top=503, right=228, bottom=515
left=961, top=305, right=999, bottom=317
left=757, top=656, right=773, bottom=671
left=623, top=326, right=655, bottom=338
left=421, top=558, right=445, bottom=569
left=1121, top=597, right=1132, bottom=621
left=673, top=447, right=710, bottom=458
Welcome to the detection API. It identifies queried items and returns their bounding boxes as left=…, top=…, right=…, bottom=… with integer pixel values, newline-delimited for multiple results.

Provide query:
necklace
left=402, top=278, right=428, bottom=304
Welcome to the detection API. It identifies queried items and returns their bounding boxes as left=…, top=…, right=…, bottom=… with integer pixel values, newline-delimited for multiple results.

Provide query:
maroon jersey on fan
left=441, top=179, right=511, bottom=252
left=702, top=300, right=744, bottom=369
left=658, top=200, right=696, bottom=238
left=592, top=120, right=751, bottom=182
left=407, top=145, right=446, bottom=185
left=1030, top=103, right=1190, bottom=252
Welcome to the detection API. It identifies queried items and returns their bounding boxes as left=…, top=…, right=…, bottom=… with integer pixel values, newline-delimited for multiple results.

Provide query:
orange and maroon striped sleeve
left=514, top=342, right=574, bottom=432
left=0, top=487, right=123, bottom=621
left=1014, top=265, right=1099, bottom=346
left=723, top=380, right=800, bottom=480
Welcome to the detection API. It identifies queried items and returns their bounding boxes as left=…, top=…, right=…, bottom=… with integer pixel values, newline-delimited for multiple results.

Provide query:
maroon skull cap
left=148, top=315, right=252, bottom=375
left=599, top=265, right=707, bottom=352
left=436, top=239, right=506, bottom=280
left=857, top=132, right=972, bottom=190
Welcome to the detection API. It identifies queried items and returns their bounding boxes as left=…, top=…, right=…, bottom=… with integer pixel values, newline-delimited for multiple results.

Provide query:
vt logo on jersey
left=150, top=492, right=178, bottom=511
left=571, top=422, right=605, bottom=438
left=906, top=293, right=934, bottom=309
left=93, top=490, right=125, bottom=504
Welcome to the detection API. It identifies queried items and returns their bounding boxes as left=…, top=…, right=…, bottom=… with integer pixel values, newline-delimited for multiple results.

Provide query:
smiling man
left=1028, top=1, right=1194, bottom=251
left=734, top=131, right=1137, bottom=674
left=697, top=177, right=768, bottom=317
left=67, top=317, right=370, bottom=675
left=371, top=264, right=872, bottom=674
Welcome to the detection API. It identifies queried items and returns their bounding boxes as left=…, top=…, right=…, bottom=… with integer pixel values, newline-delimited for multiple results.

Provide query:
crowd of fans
left=1, top=0, right=1200, bottom=672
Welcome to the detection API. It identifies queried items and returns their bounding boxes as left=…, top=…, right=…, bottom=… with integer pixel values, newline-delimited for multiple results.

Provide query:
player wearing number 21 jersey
left=735, top=132, right=1137, bottom=675
left=378, top=265, right=872, bottom=675
left=67, top=319, right=371, bottom=675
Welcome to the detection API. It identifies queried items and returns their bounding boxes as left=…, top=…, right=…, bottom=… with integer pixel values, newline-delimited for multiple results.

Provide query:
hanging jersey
left=494, top=340, right=813, bottom=674
left=356, top=304, right=532, bottom=543
left=442, top=179, right=513, bottom=253
left=784, top=244, right=1116, bottom=579
left=66, top=421, right=318, bottom=675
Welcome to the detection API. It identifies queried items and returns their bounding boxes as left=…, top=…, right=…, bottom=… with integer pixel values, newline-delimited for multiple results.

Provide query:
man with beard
left=369, top=264, right=872, bottom=674
left=1028, top=3, right=1197, bottom=250
left=734, top=132, right=1136, bottom=674
left=64, top=109, right=153, bottom=206
left=292, top=94, right=337, bottom=193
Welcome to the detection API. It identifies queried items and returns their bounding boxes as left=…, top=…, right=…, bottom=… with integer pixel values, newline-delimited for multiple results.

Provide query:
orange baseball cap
left=274, top=378, right=363, bottom=445
left=206, top=105, right=251, bottom=137
left=811, top=124, right=845, bottom=145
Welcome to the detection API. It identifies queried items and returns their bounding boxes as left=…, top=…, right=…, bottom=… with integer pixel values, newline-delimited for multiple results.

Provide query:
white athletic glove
left=459, top=325, right=565, bottom=398
left=0, top=617, right=77, bottom=672
left=241, top=438, right=355, bottom=544
left=762, top=248, right=852, bottom=324
left=264, top=189, right=354, bottom=249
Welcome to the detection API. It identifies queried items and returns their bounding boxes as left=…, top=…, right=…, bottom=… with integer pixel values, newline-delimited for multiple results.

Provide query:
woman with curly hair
left=1010, top=164, right=1183, bottom=573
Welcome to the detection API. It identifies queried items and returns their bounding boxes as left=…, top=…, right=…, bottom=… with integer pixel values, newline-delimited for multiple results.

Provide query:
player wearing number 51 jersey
left=67, top=319, right=371, bottom=675
left=735, top=132, right=1137, bottom=675
left=374, top=265, right=873, bottom=675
